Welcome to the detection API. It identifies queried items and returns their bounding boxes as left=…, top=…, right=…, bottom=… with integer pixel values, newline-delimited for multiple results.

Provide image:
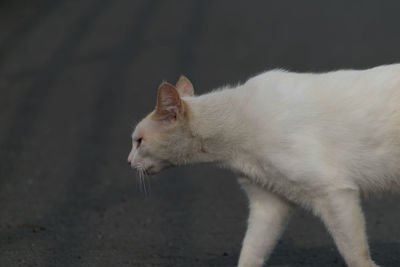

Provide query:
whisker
left=138, top=172, right=143, bottom=193
left=147, top=176, right=152, bottom=195
left=144, top=172, right=151, bottom=197
left=134, top=163, right=151, bottom=198
left=135, top=172, right=140, bottom=191
left=140, top=167, right=145, bottom=193
left=142, top=173, right=146, bottom=194
left=142, top=169, right=148, bottom=197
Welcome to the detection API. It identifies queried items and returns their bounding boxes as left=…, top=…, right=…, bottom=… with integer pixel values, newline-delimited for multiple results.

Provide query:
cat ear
left=155, top=82, right=183, bottom=121
left=175, top=75, right=194, bottom=97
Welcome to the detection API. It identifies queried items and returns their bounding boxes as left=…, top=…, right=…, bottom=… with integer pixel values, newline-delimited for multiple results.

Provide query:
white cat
left=128, top=64, right=400, bottom=267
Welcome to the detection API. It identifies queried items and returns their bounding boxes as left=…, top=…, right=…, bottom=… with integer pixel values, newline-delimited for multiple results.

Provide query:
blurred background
left=0, top=0, right=400, bottom=266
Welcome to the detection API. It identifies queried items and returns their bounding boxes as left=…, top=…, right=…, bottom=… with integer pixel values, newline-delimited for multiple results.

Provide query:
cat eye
left=135, top=137, right=143, bottom=148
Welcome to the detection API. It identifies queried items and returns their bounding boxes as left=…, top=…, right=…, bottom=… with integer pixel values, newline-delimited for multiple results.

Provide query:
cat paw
left=351, top=260, right=380, bottom=267
left=364, top=261, right=380, bottom=267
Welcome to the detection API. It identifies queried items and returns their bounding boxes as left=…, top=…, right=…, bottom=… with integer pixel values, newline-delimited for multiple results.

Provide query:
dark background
left=0, top=0, right=399, bottom=266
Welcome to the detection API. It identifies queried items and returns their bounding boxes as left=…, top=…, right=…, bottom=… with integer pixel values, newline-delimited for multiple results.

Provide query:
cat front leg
left=237, top=177, right=293, bottom=267
left=312, top=189, right=380, bottom=267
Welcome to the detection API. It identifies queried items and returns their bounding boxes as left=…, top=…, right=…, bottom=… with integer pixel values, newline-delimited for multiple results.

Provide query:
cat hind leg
left=311, top=189, right=380, bottom=267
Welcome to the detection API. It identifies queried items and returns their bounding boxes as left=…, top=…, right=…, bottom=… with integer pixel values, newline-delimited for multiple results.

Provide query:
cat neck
left=184, top=85, right=254, bottom=165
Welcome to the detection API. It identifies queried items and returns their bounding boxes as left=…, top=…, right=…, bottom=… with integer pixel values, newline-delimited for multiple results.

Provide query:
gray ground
left=0, top=0, right=400, bottom=266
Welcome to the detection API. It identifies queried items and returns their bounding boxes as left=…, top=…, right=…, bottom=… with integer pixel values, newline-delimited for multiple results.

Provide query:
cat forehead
left=132, top=112, right=161, bottom=138
left=132, top=122, right=147, bottom=138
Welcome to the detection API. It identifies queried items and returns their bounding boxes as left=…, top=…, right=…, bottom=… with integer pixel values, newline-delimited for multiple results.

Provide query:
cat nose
left=127, top=159, right=131, bottom=165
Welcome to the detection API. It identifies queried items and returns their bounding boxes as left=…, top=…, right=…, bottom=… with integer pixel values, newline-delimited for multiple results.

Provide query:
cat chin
left=132, top=163, right=169, bottom=176
left=145, top=168, right=159, bottom=175
left=146, top=163, right=174, bottom=175
left=143, top=165, right=163, bottom=175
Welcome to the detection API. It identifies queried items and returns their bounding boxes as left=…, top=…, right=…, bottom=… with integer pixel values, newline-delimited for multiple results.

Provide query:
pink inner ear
left=155, top=82, right=182, bottom=120
left=176, top=75, right=194, bottom=97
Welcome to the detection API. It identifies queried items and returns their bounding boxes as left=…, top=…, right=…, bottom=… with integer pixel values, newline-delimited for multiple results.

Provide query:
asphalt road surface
left=0, top=1, right=400, bottom=266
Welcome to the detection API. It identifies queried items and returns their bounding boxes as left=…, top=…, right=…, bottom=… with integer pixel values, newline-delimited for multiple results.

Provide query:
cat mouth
left=132, top=164, right=155, bottom=176
left=134, top=163, right=167, bottom=176
left=135, top=165, right=157, bottom=175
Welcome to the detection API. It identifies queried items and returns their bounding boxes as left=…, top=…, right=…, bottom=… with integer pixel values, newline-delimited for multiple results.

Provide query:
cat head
left=128, top=76, right=196, bottom=175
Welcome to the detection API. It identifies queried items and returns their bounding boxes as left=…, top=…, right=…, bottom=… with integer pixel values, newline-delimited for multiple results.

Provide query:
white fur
left=129, top=64, right=400, bottom=267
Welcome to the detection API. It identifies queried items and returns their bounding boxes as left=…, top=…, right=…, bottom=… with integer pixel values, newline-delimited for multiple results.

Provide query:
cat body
left=196, top=66, right=400, bottom=202
left=129, top=64, right=400, bottom=267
